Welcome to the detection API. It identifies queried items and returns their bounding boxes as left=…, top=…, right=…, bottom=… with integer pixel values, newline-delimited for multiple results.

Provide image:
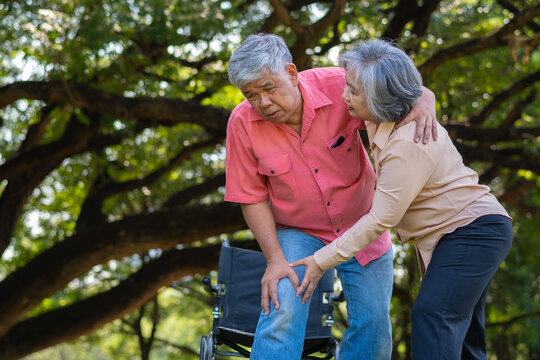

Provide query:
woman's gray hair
left=339, top=39, right=423, bottom=122
left=228, top=33, right=293, bottom=88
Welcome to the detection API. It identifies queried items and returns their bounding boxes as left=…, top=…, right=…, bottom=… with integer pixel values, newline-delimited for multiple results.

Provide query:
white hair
left=228, top=33, right=293, bottom=88
left=339, top=39, right=423, bottom=122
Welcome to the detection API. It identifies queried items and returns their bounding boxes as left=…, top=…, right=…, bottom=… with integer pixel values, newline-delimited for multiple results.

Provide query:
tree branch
left=310, top=0, right=347, bottom=39
left=497, top=0, right=540, bottom=32
left=261, top=12, right=281, bottom=33
left=76, top=136, right=222, bottom=231
left=0, top=241, right=256, bottom=359
left=455, top=142, right=540, bottom=174
left=314, top=23, right=342, bottom=56
left=0, top=240, right=259, bottom=359
left=411, top=0, right=442, bottom=38
left=469, top=69, right=540, bottom=125
left=105, top=137, right=221, bottom=197
left=444, top=124, right=540, bottom=143
left=419, top=5, right=540, bottom=78
left=0, top=113, right=100, bottom=181
left=261, top=0, right=329, bottom=34
left=0, top=115, right=100, bottom=256
left=0, top=81, right=230, bottom=134
left=501, top=88, right=538, bottom=128
left=498, top=179, right=540, bottom=215
left=0, top=202, right=245, bottom=337
left=382, top=0, right=420, bottom=40
left=486, top=310, right=540, bottom=328
left=163, top=173, right=226, bottom=209
left=268, top=0, right=304, bottom=35
left=290, top=0, right=347, bottom=70
left=18, top=105, right=55, bottom=152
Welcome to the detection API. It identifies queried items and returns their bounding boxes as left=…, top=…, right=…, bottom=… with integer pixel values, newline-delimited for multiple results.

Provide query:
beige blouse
left=314, top=121, right=509, bottom=272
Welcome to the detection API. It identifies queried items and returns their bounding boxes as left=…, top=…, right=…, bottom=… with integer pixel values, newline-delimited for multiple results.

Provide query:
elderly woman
left=293, top=39, right=513, bottom=359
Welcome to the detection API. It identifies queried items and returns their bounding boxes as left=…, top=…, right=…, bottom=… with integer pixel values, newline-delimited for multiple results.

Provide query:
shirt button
left=347, top=148, right=351, bottom=152
left=327, top=201, right=330, bottom=206
left=314, top=168, right=319, bottom=173
left=270, top=170, right=275, bottom=174
left=336, top=228, right=340, bottom=233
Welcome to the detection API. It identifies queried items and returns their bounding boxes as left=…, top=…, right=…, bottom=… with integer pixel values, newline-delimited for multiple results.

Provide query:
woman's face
left=342, top=70, right=376, bottom=122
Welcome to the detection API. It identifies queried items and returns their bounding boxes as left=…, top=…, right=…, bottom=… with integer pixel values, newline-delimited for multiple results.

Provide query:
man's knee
left=267, top=278, right=308, bottom=325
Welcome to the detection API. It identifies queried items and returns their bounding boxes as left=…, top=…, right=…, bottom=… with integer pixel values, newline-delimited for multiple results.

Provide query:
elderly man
left=224, top=33, right=436, bottom=360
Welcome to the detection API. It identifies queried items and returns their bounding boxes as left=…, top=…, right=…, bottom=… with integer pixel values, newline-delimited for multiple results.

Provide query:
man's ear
left=286, top=63, right=298, bottom=85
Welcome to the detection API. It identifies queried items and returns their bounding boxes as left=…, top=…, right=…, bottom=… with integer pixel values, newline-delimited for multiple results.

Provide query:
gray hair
left=228, top=33, right=293, bottom=88
left=339, top=39, right=422, bottom=122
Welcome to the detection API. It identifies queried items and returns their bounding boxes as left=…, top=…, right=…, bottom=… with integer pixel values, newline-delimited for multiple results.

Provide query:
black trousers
left=411, top=215, right=513, bottom=360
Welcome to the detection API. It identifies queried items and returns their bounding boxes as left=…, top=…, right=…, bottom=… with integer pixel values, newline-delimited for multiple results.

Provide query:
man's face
left=240, top=64, right=302, bottom=126
left=343, top=70, right=376, bottom=122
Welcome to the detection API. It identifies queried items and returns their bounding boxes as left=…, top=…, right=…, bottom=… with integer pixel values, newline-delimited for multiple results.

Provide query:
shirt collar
left=248, top=73, right=333, bottom=122
left=298, top=75, right=333, bottom=111
left=371, top=121, right=396, bottom=150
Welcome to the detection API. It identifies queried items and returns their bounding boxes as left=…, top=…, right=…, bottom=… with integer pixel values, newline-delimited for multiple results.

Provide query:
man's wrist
left=265, top=253, right=287, bottom=265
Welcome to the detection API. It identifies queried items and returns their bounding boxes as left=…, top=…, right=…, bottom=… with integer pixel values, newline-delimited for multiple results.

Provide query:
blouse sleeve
left=314, top=140, right=435, bottom=270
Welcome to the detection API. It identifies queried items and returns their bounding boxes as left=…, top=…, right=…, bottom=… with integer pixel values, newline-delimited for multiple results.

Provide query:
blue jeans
left=250, top=228, right=393, bottom=360
left=411, top=215, right=513, bottom=360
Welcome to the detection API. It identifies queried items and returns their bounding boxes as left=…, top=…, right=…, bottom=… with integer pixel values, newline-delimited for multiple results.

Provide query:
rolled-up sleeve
left=224, top=116, right=268, bottom=204
left=314, top=140, right=435, bottom=270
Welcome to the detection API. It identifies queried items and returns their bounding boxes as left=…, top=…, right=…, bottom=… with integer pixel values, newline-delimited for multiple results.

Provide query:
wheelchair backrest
left=213, top=242, right=335, bottom=339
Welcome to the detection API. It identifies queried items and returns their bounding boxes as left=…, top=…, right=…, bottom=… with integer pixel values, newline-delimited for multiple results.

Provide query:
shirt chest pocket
left=328, top=131, right=362, bottom=186
left=258, top=153, right=299, bottom=200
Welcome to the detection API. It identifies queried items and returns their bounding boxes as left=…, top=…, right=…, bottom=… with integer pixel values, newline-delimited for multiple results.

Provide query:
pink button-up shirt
left=225, top=67, right=390, bottom=266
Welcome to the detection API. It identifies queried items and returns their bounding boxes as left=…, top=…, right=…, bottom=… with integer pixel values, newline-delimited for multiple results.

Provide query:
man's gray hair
left=228, top=33, right=293, bottom=88
left=339, top=39, right=423, bottom=122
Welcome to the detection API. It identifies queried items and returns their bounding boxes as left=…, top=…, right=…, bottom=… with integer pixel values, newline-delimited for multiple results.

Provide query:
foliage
left=0, top=0, right=539, bottom=359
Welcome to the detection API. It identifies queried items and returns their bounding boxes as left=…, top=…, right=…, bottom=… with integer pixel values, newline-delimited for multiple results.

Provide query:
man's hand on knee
left=261, top=257, right=300, bottom=315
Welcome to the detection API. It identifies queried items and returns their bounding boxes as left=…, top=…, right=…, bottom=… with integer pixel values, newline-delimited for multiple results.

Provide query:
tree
left=0, top=1, right=539, bottom=359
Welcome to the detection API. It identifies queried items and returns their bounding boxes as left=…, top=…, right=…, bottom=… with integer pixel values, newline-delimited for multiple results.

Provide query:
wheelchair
left=200, top=239, right=340, bottom=359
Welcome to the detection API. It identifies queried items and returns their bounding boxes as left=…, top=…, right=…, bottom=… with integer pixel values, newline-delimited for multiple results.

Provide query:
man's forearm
left=240, top=202, right=285, bottom=262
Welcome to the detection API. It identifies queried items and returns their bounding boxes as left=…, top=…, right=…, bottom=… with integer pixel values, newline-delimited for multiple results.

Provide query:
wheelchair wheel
left=205, top=331, right=215, bottom=360
left=199, top=334, right=208, bottom=360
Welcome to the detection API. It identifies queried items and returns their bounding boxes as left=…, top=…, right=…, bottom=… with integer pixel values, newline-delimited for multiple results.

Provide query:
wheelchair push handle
left=201, top=239, right=229, bottom=292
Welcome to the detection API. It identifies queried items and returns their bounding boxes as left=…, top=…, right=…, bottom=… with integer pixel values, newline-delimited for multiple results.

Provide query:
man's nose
left=260, top=93, right=272, bottom=107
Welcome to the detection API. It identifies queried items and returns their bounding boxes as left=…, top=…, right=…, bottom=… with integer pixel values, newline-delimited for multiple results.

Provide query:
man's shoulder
left=299, top=67, right=346, bottom=84
left=299, top=67, right=347, bottom=101
left=229, top=99, right=254, bottom=121
left=227, top=99, right=255, bottom=132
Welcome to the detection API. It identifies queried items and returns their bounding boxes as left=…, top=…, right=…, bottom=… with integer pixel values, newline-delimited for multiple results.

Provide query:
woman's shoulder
left=392, top=121, right=448, bottom=143
left=387, top=121, right=449, bottom=156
